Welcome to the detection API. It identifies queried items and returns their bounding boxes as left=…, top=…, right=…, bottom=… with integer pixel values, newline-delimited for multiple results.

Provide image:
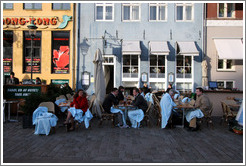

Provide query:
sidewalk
left=3, top=117, right=243, bottom=163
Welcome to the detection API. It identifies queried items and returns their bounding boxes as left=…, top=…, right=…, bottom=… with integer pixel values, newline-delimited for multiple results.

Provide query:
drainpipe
left=75, top=3, right=80, bottom=90
left=72, top=3, right=76, bottom=90
left=203, top=3, right=207, bottom=59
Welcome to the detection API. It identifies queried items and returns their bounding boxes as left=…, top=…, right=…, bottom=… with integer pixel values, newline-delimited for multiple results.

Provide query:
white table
left=3, top=100, right=19, bottom=122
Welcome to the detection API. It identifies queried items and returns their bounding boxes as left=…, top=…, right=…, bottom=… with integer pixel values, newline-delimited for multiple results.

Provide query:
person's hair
left=133, top=87, right=139, bottom=93
left=74, top=89, right=86, bottom=98
left=112, top=88, right=118, bottom=92
left=168, top=83, right=172, bottom=88
left=196, top=87, right=204, bottom=93
left=10, top=72, right=15, bottom=76
left=169, top=89, right=176, bottom=96
left=118, top=86, right=124, bottom=91
left=36, top=77, right=41, bottom=80
left=139, top=88, right=143, bottom=92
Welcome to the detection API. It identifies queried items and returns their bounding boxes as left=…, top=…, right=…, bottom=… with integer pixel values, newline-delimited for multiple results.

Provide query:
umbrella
left=92, top=49, right=106, bottom=117
left=202, top=58, right=208, bottom=87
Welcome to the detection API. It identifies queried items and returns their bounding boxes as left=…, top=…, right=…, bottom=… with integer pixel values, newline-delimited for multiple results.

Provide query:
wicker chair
left=143, top=102, right=153, bottom=127
left=98, top=103, right=115, bottom=127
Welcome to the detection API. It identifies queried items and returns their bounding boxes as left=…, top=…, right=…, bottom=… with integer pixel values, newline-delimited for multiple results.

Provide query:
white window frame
left=122, top=3, right=141, bottom=22
left=122, top=54, right=140, bottom=81
left=217, top=59, right=235, bottom=71
left=217, top=80, right=235, bottom=89
left=149, top=54, right=167, bottom=82
left=217, top=3, right=235, bottom=18
left=175, top=3, right=194, bottom=22
left=149, top=3, right=167, bottom=22
left=95, top=3, right=114, bottom=21
left=175, top=82, right=193, bottom=94
left=102, top=55, right=116, bottom=88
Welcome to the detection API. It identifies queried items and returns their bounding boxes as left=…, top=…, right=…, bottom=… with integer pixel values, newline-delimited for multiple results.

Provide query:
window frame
left=122, top=3, right=141, bottom=22
left=23, top=3, right=42, bottom=10
left=175, top=3, right=194, bottom=22
left=149, top=3, right=167, bottom=22
left=176, top=55, right=193, bottom=79
left=122, top=54, right=140, bottom=81
left=52, top=3, right=71, bottom=10
left=217, top=3, right=235, bottom=18
left=217, top=80, right=235, bottom=89
left=3, top=3, right=13, bottom=9
left=3, top=31, right=13, bottom=76
left=217, top=59, right=235, bottom=71
left=149, top=54, right=166, bottom=81
left=95, top=3, right=114, bottom=21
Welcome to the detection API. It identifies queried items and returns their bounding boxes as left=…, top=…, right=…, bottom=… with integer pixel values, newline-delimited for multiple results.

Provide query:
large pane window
left=176, top=3, right=193, bottom=21
left=217, top=59, right=234, bottom=71
left=24, top=3, right=42, bottom=9
left=217, top=80, right=234, bottom=89
left=52, top=3, right=70, bottom=10
left=218, top=3, right=235, bottom=18
left=176, top=83, right=192, bottom=94
left=176, top=56, right=192, bottom=78
left=23, top=31, right=41, bottom=73
left=52, top=31, right=70, bottom=74
left=96, top=3, right=113, bottom=21
left=123, top=55, right=138, bottom=78
left=150, top=55, right=165, bottom=78
left=3, top=3, right=13, bottom=9
left=3, top=31, right=13, bottom=76
left=149, top=3, right=167, bottom=21
left=122, top=4, right=140, bottom=21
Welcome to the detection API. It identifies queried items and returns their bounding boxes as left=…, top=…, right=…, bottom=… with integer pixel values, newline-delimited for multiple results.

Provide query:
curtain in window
left=159, top=6, right=165, bottom=20
left=219, top=3, right=224, bottom=17
left=132, top=6, right=139, bottom=20
left=177, top=6, right=183, bottom=20
left=106, top=6, right=112, bottom=20
left=227, top=3, right=233, bottom=17
left=124, top=6, right=130, bottom=20
left=150, top=6, right=157, bottom=20
left=185, top=6, right=192, bottom=20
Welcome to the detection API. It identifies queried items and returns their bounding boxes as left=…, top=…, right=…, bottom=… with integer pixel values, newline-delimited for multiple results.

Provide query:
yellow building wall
left=3, top=3, right=76, bottom=89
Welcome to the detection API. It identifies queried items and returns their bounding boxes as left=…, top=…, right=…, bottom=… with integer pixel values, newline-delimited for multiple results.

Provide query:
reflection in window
left=3, top=3, right=13, bottom=9
left=176, top=55, right=192, bottom=78
left=96, top=3, right=113, bottom=21
left=123, top=4, right=140, bottom=21
left=176, top=82, right=192, bottom=94
left=52, top=3, right=70, bottom=10
left=149, top=55, right=165, bottom=78
left=218, top=59, right=234, bottom=70
left=123, top=55, right=139, bottom=78
left=24, top=3, right=42, bottom=9
left=176, top=3, right=193, bottom=21
left=3, top=31, right=13, bottom=75
left=149, top=3, right=167, bottom=21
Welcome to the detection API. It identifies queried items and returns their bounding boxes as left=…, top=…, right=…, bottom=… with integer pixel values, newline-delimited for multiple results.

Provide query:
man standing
left=128, top=88, right=148, bottom=128
left=6, top=72, right=19, bottom=85
left=186, top=87, right=212, bottom=131
left=102, top=88, right=128, bottom=128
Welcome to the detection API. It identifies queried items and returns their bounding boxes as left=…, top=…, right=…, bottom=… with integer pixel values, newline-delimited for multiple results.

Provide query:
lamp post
left=27, top=19, right=38, bottom=82
left=80, top=38, right=90, bottom=72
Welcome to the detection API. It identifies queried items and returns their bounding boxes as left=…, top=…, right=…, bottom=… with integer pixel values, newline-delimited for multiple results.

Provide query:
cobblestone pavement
left=2, top=117, right=243, bottom=164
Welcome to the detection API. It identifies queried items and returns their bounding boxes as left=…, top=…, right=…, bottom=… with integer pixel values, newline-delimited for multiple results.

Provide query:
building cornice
left=206, top=20, right=243, bottom=26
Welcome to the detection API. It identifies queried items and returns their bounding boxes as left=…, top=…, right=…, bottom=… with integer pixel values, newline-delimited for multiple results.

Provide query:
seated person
left=128, top=88, right=148, bottom=128
left=102, top=88, right=128, bottom=128
left=160, top=89, right=177, bottom=129
left=186, top=87, right=211, bottom=131
left=117, top=86, right=125, bottom=101
left=6, top=72, right=19, bottom=85
left=64, top=89, right=93, bottom=130
left=139, top=88, right=145, bottom=97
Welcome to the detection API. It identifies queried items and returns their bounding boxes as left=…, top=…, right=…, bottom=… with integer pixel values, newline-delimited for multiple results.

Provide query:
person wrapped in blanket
left=64, top=89, right=93, bottom=131
left=186, top=87, right=212, bottom=131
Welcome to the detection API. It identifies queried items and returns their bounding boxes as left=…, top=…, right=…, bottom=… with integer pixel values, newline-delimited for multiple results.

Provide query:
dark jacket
left=102, top=93, right=119, bottom=113
left=7, top=77, right=19, bottom=85
left=132, top=93, right=148, bottom=113
left=118, top=90, right=124, bottom=101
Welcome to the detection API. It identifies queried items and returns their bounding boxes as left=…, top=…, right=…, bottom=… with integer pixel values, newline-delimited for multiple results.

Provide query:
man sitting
left=160, top=89, right=177, bottom=129
left=186, top=87, right=212, bottom=131
left=128, top=88, right=148, bottom=128
left=102, top=88, right=128, bottom=128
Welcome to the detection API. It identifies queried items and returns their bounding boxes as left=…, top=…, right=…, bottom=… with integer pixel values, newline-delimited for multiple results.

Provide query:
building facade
left=77, top=3, right=204, bottom=94
left=3, top=3, right=76, bottom=88
left=205, top=3, right=243, bottom=90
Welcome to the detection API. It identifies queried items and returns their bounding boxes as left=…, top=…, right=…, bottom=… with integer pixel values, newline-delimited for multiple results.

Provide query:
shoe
left=69, top=127, right=74, bottom=131
left=187, top=127, right=198, bottom=132
left=63, top=121, right=69, bottom=125
left=120, top=124, right=130, bottom=128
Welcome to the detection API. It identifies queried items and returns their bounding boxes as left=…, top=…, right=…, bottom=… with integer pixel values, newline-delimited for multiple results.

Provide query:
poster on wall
left=3, top=58, right=12, bottom=75
left=52, top=46, right=70, bottom=74
left=24, top=58, right=41, bottom=73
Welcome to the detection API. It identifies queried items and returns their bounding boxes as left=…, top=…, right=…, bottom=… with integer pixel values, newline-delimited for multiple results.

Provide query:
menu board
left=24, top=58, right=41, bottom=73
left=3, top=58, right=12, bottom=74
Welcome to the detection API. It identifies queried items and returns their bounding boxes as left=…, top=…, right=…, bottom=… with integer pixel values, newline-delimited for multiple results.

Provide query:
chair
left=56, top=95, right=66, bottom=101
left=17, top=99, right=26, bottom=121
left=143, top=102, right=153, bottom=127
left=66, top=94, right=73, bottom=101
left=152, top=94, right=160, bottom=105
left=220, top=101, right=238, bottom=125
left=226, top=96, right=235, bottom=100
left=200, top=102, right=214, bottom=129
left=98, top=103, right=115, bottom=127
left=153, top=98, right=162, bottom=127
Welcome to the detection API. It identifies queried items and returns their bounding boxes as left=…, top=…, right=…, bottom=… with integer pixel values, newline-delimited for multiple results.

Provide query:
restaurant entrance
left=104, top=65, right=114, bottom=94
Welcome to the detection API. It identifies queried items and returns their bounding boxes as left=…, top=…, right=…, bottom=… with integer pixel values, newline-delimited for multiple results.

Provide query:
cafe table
left=3, top=100, right=19, bottom=122
left=114, top=104, right=137, bottom=121
left=174, top=103, right=195, bottom=128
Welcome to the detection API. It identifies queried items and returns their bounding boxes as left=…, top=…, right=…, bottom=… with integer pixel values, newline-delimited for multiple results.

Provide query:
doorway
left=104, top=65, right=114, bottom=94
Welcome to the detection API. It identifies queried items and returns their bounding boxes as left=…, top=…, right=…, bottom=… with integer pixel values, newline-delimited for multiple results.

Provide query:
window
left=3, top=3, right=13, bottom=9
left=96, top=3, right=114, bottom=21
left=150, top=55, right=165, bottom=78
left=176, top=82, right=192, bottom=94
left=103, top=56, right=114, bottom=64
left=3, top=31, right=13, bottom=76
left=52, top=31, right=70, bottom=74
left=123, top=55, right=139, bottom=78
left=176, top=56, right=192, bottom=78
left=149, top=3, right=167, bottom=21
left=122, top=3, right=140, bottom=21
left=217, top=59, right=235, bottom=71
left=218, top=3, right=235, bottom=18
left=52, top=3, right=70, bottom=10
left=217, top=80, right=235, bottom=89
left=24, top=3, right=42, bottom=9
left=150, top=82, right=165, bottom=91
left=176, top=3, right=193, bottom=21
left=23, top=31, right=41, bottom=73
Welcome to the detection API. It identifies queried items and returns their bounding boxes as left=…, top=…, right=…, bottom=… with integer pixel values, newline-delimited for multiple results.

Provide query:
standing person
left=6, top=72, right=19, bottom=85
left=118, top=86, right=125, bottom=101
left=166, top=83, right=173, bottom=93
left=35, top=77, right=41, bottom=85
left=128, top=88, right=148, bottom=128
left=160, top=89, right=177, bottom=129
left=186, top=87, right=212, bottom=131
left=102, top=88, right=128, bottom=128
left=64, top=89, right=93, bottom=130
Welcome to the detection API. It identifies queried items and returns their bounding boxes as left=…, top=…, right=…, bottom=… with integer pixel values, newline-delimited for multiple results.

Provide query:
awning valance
left=149, top=41, right=170, bottom=55
left=214, top=38, right=243, bottom=60
left=122, top=41, right=141, bottom=55
left=177, top=41, right=199, bottom=56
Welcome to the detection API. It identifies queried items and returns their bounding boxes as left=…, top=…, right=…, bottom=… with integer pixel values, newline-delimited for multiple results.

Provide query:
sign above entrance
left=3, top=15, right=72, bottom=29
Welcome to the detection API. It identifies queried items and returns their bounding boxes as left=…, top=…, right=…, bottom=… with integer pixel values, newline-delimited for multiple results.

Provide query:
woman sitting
left=64, top=89, right=93, bottom=131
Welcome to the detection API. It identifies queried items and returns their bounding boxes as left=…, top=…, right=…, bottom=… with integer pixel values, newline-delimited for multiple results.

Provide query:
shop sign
left=4, top=86, right=41, bottom=99
left=51, top=79, right=69, bottom=84
left=3, top=15, right=72, bottom=29
left=52, top=46, right=69, bottom=73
